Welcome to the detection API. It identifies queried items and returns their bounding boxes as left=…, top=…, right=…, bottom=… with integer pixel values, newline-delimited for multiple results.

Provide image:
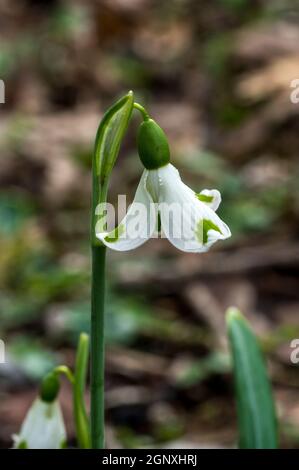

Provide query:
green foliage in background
left=227, top=308, right=278, bottom=449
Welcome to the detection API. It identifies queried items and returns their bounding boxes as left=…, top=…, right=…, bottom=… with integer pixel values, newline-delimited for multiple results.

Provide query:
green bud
left=137, top=118, right=170, bottom=170
left=39, top=372, right=60, bottom=403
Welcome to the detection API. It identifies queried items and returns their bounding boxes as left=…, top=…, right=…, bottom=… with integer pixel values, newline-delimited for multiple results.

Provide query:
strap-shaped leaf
left=226, top=307, right=277, bottom=449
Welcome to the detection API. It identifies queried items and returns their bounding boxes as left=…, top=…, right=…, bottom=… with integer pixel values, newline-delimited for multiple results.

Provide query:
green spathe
left=92, top=91, right=134, bottom=245
left=137, top=118, right=170, bottom=169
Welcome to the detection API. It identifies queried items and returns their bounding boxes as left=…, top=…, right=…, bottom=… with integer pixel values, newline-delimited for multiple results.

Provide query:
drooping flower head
left=13, top=372, right=66, bottom=449
left=96, top=116, right=231, bottom=252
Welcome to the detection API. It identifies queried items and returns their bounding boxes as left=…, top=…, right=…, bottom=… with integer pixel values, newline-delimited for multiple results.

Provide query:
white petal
left=13, top=398, right=66, bottom=449
left=197, top=189, right=221, bottom=211
left=96, top=170, right=157, bottom=251
left=157, top=164, right=231, bottom=253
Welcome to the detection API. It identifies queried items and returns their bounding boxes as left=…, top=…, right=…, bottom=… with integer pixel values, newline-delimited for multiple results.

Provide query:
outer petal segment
left=157, top=164, right=231, bottom=253
left=13, top=398, right=66, bottom=449
left=196, top=189, right=221, bottom=211
left=96, top=170, right=157, bottom=251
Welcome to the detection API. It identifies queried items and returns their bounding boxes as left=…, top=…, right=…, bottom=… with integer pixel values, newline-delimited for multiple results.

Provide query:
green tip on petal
left=196, top=193, right=214, bottom=203
left=60, top=439, right=68, bottom=449
left=39, top=372, right=60, bottom=403
left=17, top=440, right=27, bottom=449
left=104, top=223, right=125, bottom=243
left=195, top=218, right=222, bottom=244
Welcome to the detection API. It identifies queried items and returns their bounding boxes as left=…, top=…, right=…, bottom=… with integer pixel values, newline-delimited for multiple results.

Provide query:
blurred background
left=0, top=0, right=299, bottom=449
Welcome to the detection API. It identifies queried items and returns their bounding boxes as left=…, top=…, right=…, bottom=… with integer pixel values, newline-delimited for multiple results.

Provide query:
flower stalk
left=90, top=91, right=134, bottom=448
left=90, top=244, right=106, bottom=448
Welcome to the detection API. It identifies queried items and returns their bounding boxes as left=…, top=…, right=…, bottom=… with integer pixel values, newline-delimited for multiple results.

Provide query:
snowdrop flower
left=13, top=372, right=66, bottom=449
left=96, top=118, right=231, bottom=252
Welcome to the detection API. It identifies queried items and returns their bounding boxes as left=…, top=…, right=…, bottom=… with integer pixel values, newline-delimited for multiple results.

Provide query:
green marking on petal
left=104, top=224, right=125, bottom=243
left=60, top=439, right=67, bottom=449
left=195, top=193, right=214, bottom=203
left=196, top=219, right=222, bottom=244
left=17, top=440, right=27, bottom=449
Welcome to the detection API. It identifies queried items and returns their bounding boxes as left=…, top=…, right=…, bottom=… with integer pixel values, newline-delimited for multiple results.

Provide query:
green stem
left=90, top=244, right=106, bottom=448
left=133, top=102, right=149, bottom=120
left=91, top=126, right=108, bottom=448
left=54, top=365, right=75, bottom=384
left=90, top=92, right=134, bottom=448
left=91, top=160, right=107, bottom=448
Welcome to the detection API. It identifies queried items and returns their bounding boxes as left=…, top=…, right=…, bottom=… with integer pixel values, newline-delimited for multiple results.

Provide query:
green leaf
left=226, top=307, right=278, bottom=449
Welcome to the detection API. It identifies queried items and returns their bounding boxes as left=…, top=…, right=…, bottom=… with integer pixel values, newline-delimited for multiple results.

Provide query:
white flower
left=13, top=398, right=66, bottom=449
left=96, top=163, right=231, bottom=252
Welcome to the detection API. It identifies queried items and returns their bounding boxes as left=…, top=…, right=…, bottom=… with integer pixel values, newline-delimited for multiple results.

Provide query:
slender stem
left=90, top=244, right=106, bottom=448
left=90, top=93, right=134, bottom=448
left=90, top=133, right=108, bottom=448
left=53, top=365, right=75, bottom=384
left=133, top=102, right=150, bottom=120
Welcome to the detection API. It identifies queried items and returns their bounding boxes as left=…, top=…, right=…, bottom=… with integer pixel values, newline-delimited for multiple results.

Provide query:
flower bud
left=137, top=118, right=170, bottom=170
